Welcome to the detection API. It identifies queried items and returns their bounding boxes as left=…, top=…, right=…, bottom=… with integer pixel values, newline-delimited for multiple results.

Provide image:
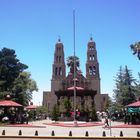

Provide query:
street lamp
left=107, top=108, right=112, bottom=136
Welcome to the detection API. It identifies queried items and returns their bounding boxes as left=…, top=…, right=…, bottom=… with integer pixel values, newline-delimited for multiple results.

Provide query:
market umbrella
left=25, top=105, right=37, bottom=109
left=127, top=101, right=140, bottom=113
left=67, top=86, right=84, bottom=90
left=0, top=100, right=23, bottom=107
left=127, top=101, right=140, bottom=107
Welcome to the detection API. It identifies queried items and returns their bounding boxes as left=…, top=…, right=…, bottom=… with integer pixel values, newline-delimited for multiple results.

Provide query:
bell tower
left=51, top=39, right=66, bottom=93
left=86, top=37, right=100, bottom=94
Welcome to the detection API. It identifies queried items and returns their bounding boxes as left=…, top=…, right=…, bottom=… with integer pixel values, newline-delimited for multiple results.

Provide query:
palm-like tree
left=130, top=42, right=140, bottom=60
left=67, top=56, right=80, bottom=73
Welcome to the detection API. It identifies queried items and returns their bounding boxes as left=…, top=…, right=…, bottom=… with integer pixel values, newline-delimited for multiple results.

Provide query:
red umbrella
left=127, top=101, right=140, bottom=107
left=25, top=105, right=37, bottom=109
left=0, top=100, right=23, bottom=107
left=67, top=86, right=84, bottom=90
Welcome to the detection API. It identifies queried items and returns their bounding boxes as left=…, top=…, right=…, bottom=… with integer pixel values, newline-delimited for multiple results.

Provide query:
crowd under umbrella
left=25, top=105, right=37, bottom=110
left=126, top=98, right=140, bottom=124
left=0, top=95, right=23, bottom=123
left=25, top=103, right=38, bottom=121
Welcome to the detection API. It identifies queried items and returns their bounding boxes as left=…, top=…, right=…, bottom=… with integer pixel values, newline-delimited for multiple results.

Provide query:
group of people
left=0, top=110, right=29, bottom=124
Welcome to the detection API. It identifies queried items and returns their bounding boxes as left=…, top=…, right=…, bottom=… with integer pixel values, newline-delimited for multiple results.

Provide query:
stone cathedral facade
left=43, top=37, right=108, bottom=113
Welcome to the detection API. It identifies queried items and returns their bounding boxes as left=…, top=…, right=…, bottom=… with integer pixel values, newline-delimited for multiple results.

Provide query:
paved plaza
left=0, top=119, right=140, bottom=137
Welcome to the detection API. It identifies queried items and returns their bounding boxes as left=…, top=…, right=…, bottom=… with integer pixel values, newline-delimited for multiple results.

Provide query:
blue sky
left=0, top=0, right=140, bottom=105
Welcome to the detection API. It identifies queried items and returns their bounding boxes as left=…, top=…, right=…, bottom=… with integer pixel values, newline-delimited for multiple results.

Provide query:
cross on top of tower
left=58, top=36, right=61, bottom=43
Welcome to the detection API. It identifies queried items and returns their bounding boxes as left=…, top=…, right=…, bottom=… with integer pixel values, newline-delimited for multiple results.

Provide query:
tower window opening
left=59, top=67, right=62, bottom=75
left=89, top=66, right=96, bottom=75
left=89, top=55, right=92, bottom=60
left=89, top=55, right=94, bottom=60
left=93, top=66, right=96, bottom=75
left=89, top=66, right=92, bottom=75
left=89, top=46, right=94, bottom=50
left=57, top=47, right=59, bottom=52
left=59, top=56, right=61, bottom=62
left=56, top=56, right=58, bottom=62
left=92, top=55, right=95, bottom=60
left=55, top=67, right=58, bottom=76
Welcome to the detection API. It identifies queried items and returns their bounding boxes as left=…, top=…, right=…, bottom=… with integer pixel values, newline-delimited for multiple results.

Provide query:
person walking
left=104, top=117, right=109, bottom=127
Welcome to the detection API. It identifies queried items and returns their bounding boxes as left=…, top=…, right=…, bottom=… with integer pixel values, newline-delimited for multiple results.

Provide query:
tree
left=91, top=107, right=98, bottom=121
left=0, top=48, right=37, bottom=106
left=130, top=41, right=140, bottom=60
left=113, top=66, right=124, bottom=108
left=36, top=106, right=47, bottom=114
left=51, top=104, right=60, bottom=121
left=134, top=73, right=140, bottom=99
left=67, top=56, right=80, bottom=73
left=63, top=98, right=71, bottom=117
left=122, top=66, right=136, bottom=104
left=113, top=66, right=136, bottom=108
left=12, top=72, right=38, bottom=106
left=0, top=48, right=28, bottom=92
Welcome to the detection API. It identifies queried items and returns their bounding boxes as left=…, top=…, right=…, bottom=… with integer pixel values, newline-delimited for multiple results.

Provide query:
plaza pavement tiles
left=1, top=120, right=140, bottom=129
left=0, top=120, right=140, bottom=137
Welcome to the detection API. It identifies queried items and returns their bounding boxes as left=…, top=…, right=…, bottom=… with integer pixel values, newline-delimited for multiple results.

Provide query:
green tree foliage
left=104, top=96, right=112, bottom=112
left=0, top=48, right=37, bottom=106
left=91, top=107, right=98, bottom=121
left=51, top=104, right=60, bottom=121
left=67, top=56, right=80, bottom=73
left=12, top=72, right=38, bottom=105
left=63, top=98, right=71, bottom=117
left=113, top=66, right=136, bottom=109
left=0, top=48, right=28, bottom=92
left=130, top=41, right=140, bottom=60
left=134, top=73, right=140, bottom=99
left=36, top=106, right=47, bottom=116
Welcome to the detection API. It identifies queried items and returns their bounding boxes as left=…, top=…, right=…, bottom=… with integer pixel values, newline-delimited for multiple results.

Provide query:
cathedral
left=43, top=37, right=108, bottom=115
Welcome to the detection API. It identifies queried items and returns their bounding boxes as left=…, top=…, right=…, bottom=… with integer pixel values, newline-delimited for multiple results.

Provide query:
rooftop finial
left=58, top=35, right=61, bottom=42
left=90, top=34, right=93, bottom=41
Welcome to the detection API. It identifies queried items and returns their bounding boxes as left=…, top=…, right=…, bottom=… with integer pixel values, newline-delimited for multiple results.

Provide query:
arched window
left=59, top=67, right=61, bottom=75
left=89, top=55, right=94, bottom=60
left=89, top=46, right=94, bottom=50
left=93, top=66, right=96, bottom=75
left=89, top=66, right=92, bottom=75
left=55, top=67, right=58, bottom=75
left=89, top=66, right=96, bottom=75
left=89, top=55, right=92, bottom=60
left=57, top=47, right=59, bottom=52
left=92, top=55, right=95, bottom=60
left=59, top=56, right=61, bottom=62
left=56, top=56, right=58, bottom=62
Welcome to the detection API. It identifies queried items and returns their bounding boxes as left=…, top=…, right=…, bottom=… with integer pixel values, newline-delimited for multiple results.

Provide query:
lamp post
left=107, top=108, right=112, bottom=136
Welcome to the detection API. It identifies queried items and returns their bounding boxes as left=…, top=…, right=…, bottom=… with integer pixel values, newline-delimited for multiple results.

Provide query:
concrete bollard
left=35, top=130, right=38, bottom=136
left=18, top=130, right=22, bottom=135
left=120, top=131, right=123, bottom=137
left=51, top=130, right=55, bottom=136
left=102, top=131, right=106, bottom=136
left=137, top=131, right=140, bottom=137
left=2, top=130, right=5, bottom=135
left=85, top=131, right=89, bottom=136
left=69, top=131, right=72, bottom=136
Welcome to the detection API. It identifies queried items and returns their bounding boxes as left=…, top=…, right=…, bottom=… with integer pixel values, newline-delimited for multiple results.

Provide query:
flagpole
left=73, top=10, right=76, bottom=124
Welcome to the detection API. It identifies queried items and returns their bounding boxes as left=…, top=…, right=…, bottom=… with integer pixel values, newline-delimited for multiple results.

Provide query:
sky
left=0, top=0, right=140, bottom=105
